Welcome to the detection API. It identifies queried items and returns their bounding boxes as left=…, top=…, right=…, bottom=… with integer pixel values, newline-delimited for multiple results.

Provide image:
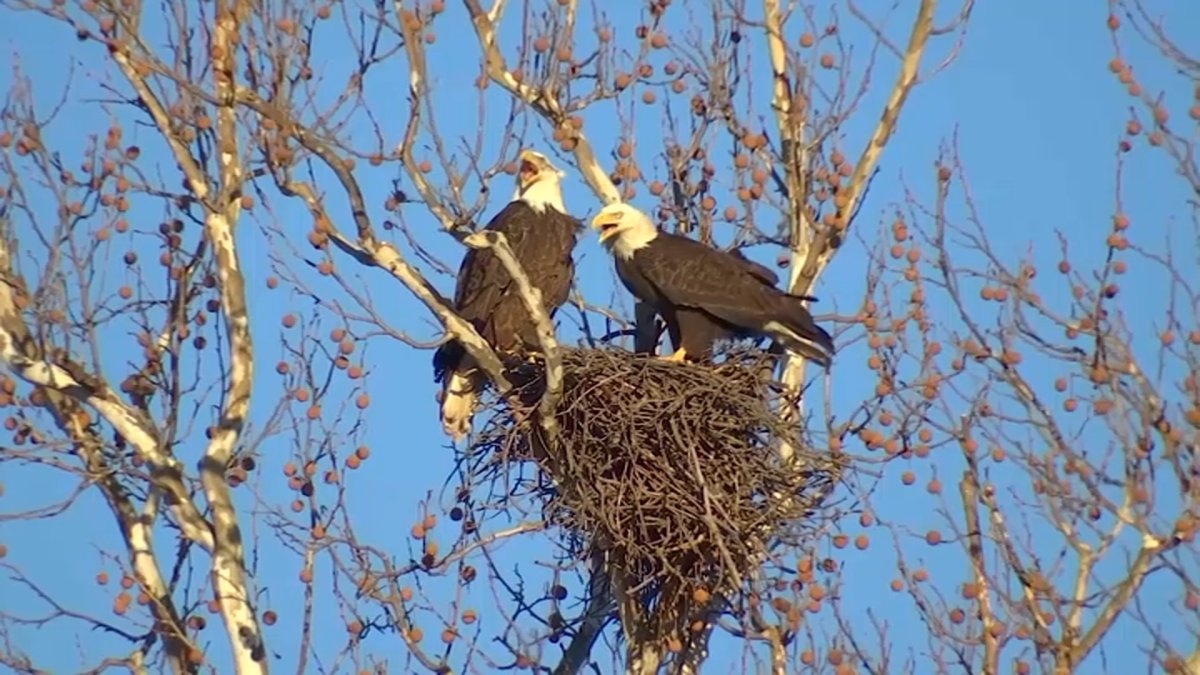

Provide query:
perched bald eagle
left=590, top=203, right=834, bottom=367
left=433, top=150, right=580, bottom=440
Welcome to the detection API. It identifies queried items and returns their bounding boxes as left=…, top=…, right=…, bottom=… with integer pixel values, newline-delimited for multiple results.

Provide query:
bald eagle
left=590, top=203, right=834, bottom=367
left=433, top=150, right=580, bottom=440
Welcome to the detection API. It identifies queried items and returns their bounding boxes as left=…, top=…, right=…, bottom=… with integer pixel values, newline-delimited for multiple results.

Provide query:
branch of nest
left=467, top=346, right=844, bottom=655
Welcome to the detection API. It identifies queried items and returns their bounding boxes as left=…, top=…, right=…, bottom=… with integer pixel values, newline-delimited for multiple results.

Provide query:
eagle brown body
left=433, top=200, right=578, bottom=366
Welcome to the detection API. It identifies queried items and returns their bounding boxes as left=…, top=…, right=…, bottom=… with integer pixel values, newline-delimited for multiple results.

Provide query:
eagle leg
left=657, top=347, right=689, bottom=363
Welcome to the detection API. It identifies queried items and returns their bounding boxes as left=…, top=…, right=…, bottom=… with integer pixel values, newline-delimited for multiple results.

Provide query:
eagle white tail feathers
left=764, top=298, right=836, bottom=369
left=440, top=355, right=487, bottom=441
left=783, top=340, right=834, bottom=369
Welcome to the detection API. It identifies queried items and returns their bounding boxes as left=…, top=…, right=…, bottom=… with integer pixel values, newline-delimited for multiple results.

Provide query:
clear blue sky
left=0, top=1, right=1196, bottom=673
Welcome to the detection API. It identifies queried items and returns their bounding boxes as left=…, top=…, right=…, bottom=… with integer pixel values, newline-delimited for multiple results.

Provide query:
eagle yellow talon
left=658, top=348, right=688, bottom=363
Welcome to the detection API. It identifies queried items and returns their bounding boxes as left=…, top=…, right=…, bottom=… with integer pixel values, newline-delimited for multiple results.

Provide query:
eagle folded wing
left=636, top=240, right=781, bottom=327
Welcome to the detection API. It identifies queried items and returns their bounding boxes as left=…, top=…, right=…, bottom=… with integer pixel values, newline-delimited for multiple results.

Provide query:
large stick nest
left=465, top=346, right=840, bottom=640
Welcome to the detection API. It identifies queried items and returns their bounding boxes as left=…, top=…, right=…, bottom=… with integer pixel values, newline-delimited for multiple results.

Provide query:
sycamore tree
left=0, top=0, right=1194, bottom=674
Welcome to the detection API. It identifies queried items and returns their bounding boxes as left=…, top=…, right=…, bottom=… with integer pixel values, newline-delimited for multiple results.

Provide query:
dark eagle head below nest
left=513, top=149, right=567, bottom=215
left=589, top=202, right=658, bottom=260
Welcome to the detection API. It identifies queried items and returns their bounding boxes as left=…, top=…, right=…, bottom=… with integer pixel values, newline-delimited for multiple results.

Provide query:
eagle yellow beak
left=590, top=211, right=623, bottom=243
left=516, top=149, right=541, bottom=189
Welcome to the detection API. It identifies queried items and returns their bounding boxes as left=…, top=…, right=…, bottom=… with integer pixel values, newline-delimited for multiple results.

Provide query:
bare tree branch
left=461, top=230, right=564, bottom=436
left=193, top=2, right=267, bottom=671
left=460, top=0, right=620, bottom=206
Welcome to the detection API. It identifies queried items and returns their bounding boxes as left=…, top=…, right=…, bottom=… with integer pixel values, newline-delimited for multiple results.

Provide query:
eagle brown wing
left=632, top=233, right=779, bottom=317
left=727, top=248, right=779, bottom=287
left=619, top=239, right=783, bottom=358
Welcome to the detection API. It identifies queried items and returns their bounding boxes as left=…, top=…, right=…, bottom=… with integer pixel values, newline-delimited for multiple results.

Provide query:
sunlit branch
left=460, top=0, right=620, bottom=206
left=461, top=230, right=564, bottom=436
left=0, top=238, right=216, bottom=555
left=196, top=2, right=267, bottom=672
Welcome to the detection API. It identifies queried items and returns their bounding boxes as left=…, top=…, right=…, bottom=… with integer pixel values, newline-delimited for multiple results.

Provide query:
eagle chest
left=615, top=252, right=664, bottom=307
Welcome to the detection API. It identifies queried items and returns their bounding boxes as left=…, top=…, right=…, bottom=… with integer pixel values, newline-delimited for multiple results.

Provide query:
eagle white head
left=590, top=202, right=658, bottom=260
left=512, top=149, right=567, bottom=214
